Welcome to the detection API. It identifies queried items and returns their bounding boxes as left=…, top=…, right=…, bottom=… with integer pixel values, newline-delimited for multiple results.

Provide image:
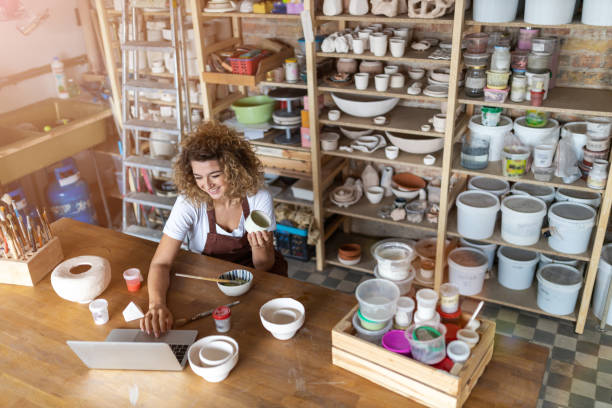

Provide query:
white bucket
left=582, top=0, right=612, bottom=26
left=593, top=244, right=612, bottom=325
left=468, top=115, right=513, bottom=161
left=456, top=190, right=500, bottom=240
left=473, top=0, right=518, bottom=23
left=561, top=122, right=587, bottom=161
left=537, top=264, right=583, bottom=316
left=497, top=246, right=540, bottom=290
left=548, top=202, right=596, bottom=254
left=500, top=195, right=547, bottom=246
left=538, top=252, right=580, bottom=270
left=448, top=247, right=488, bottom=295
left=511, top=183, right=556, bottom=204
left=467, top=176, right=510, bottom=196
left=525, top=0, right=576, bottom=25
left=513, top=117, right=560, bottom=150
left=555, top=188, right=601, bottom=209
left=460, top=237, right=497, bottom=271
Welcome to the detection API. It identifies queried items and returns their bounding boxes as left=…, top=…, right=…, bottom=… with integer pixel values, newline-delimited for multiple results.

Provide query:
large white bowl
left=339, top=126, right=374, bottom=140
left=217, top=269, right=253, bottom=296
left=188, top=336, right=239, bottom=383
left=385, top=131, right=444, bottom=154
left=331, top=93, right=399, bottom=118
left=260, top=298, right=305, bottom=340
left=513, top=117, right=560, bottom=149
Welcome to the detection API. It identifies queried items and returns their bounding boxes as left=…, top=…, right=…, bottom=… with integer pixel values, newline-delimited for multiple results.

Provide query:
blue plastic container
left=46, top=159, right=97, bottom=225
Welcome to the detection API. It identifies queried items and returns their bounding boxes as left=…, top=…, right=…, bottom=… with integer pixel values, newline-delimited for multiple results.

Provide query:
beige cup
left=375, top=74, right=390, bottom=92
left=354, top=73, right=369, bottom=90
left=352, top=38, right=365, bottom=54
left=433, top=113, right=447, bottom=133
left=245, top=210, right=271, bottom=233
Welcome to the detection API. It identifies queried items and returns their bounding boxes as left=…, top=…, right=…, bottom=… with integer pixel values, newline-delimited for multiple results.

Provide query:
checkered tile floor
left=286, top=258, right=612, bottom=408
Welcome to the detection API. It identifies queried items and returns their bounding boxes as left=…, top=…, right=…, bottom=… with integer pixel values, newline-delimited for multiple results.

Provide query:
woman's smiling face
left=191, top=159, right=226, bottom=200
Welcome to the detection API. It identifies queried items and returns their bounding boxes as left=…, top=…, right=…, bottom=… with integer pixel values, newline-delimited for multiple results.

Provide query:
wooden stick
left=175, top=300, right=241, bottom=327
left=174, top=273, right=247, bottom=285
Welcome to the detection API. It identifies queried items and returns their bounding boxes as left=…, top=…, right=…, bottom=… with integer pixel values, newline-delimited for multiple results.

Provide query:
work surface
left=0, top=219, right=548, bottom=407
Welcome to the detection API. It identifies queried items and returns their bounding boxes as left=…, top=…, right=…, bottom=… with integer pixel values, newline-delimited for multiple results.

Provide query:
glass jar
left=491, top=46, right=511, bottom=72
left=284, top=58, right=299, bottom=83
left=527, top=51, right=551, bottom=73
left=518, top=28, right=540, bottom=50
left=461, top=134, right=489, bottom=170
left=510, top=74, right=527, bottom=102
left=465, top=66, right=487, bottom=98
left=587, top=159, right=609, bottom=190
left=511, top=50, right=529, bottom=71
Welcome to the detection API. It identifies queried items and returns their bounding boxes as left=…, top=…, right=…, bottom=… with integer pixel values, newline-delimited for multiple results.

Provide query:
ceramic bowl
left=408, top=68, right=425, bottom=80
left=199, top=339, right=235, bottom=366
left=188, top=336, right=239, bottom=383
left=356, top=135, right=380, bottom=149
left=391, top=186, right=420, bottom=200
left=385, top=131, right=444, bottom=154
left=331, top=93, right=399, bottom=118
left=373, top=116, right=387, bottom=126
left=339, top=126, right=374, bottom=140
left=389, top=73, right=405, bottom=88
left=359, top=60, right=384, bottom=75
left=332, top=186, right=356, bottom=202
left=338, top=243, right=362, bottom=259
left=320, top=132, right=340, bottom=151
left=217, top=269, right=253, bottom=296
left=327, top=109, right=341, bottom=121
left=260, top=298, right=305, bottom=340
left=392, top=172, right=427, bottom=191
left=385, top=146, right=399, bottom=160
left=429, top=68, right=450, bottom=83
left=245, top=210, right=271, bottom=233
left=366, top=186, right=384, bottom=204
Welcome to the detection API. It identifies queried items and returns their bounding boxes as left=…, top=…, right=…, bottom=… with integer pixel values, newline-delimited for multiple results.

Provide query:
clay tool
left=16, top=215, right=28, bottom=249
left=36, top=208, right=51, bottom=241
left=36, top=225, right=43, bottom=248
left=175, top=273, right=248, bottom=285
left=42, top=209, right=52, bottom=238
left=175, top=300, right=240, bottom=327
left=466, top=300, right=484, bottom=330
left=26, top=216, right=36, bottom=252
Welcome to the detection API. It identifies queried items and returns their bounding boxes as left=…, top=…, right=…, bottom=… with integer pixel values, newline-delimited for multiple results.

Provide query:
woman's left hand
left=247, top=230, right=273, bottom=250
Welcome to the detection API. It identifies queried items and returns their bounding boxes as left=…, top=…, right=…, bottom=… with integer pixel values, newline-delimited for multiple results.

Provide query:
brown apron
left=202, top=198, right=288, bottom=276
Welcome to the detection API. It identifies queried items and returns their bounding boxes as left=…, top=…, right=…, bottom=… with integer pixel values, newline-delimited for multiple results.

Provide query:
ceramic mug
left=366, top=186, right=384, bottom=204
left=354, top=73, right=369, bottom=90
left=385, top=146, right=399, bottom=160
left=375, top=74, right=390, bottom=92
left=352, top=38, right=364, bottom=54
left=369, top=33, right=388, bottom=57
left=328, top=109, right=341, bottom=121
left=433, top=113, right=446, bottom=133
left=358, top=30, right=372, bottom=50
left=245, top=210, right=271, bottom=233
left=389, top=38, right=406, bottom=58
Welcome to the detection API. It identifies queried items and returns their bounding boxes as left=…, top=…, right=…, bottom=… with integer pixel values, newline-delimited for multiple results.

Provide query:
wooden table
left=0, top=219, right=548, bottom=407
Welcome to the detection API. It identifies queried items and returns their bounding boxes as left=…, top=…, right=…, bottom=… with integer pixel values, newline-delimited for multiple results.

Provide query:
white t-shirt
left=163, top=189, right=276, bottom=253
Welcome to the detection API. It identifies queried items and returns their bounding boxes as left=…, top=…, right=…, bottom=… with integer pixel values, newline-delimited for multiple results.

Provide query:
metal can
left=284, top=58, right=298, bottom=83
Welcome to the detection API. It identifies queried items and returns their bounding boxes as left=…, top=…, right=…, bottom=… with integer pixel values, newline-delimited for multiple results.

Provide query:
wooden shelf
left=260, top=80, right=308, bottom=89
left=106, top=9, right=170, bottom=17
left=319, top=106, right=446, bottom=137
left=451, top=149, right=603, bottom=194
left=323, top=140, right=443, bottom=170
left=325, top=231, right=378, bottom=275
left=325, top=195, right=438, bottom=234
left=464, top=12, right=602, bottom=29
left=201, top=12, right=301, bottom=19
left=272, top=186, right=314, bottom=207
left=458, top=87, right=612, bottom=118
left=316, top=49, right=451, bottom=65
left=319, top=79, right=447, bottom=103
left=212, top=92, right=244, bottom=115
left=466, top=267, right=577, bottom=322
left=446, top=208, right=592, bottom=262
left=316, top=13, right=454, bottom=24
left=115, top=67, right=199, bottom=81
left=248, top=132, right=311, bottom=152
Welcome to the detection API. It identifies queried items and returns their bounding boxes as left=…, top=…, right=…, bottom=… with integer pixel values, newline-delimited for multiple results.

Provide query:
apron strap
left=207, top=198, right=250, bottom=234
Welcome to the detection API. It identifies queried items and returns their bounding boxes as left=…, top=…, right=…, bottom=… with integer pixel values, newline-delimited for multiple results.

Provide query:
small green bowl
left=357, top=309, right=387, bottom=331
left=231, top=95, right=276, bottom=125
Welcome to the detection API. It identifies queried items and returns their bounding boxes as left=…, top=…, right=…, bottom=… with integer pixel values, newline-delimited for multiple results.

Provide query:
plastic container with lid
left=511, top=182, right=556, bottom=204
left=497, top=246, right=540, bottom=290
left=547, top=202, right=596, bottom=254
left=502, top=146, right=530, bottom=177
left=382, top=330, right=412, bottom=355
left=374, top=266, right=415, bottom=296
left=501, top=195, right=547, bottom=246
left=582, top=147, right=609, bottom=167
left=448, top=247, right=488, bottom=296
left=555, top=188, right=601, bottom=208
left=394, top=296, right=415, bottom=328
left=511, top=74, right=527, bottom=102
left=213, top=306, right=232, bottom=333
left=527, top=52, right=551, bottom=73
left=465, top=66, right=487, bottom=98
left=518, top=28, right=540, bottom=50
left=460, top=238, right=497, bottom=271
left=587, top=159, right=609, bottom=190
left=456, top=190, right=500, bottom=240
left=357, top=308, right=388, bottom=331
left=491, top=46, right=511, bottom=72
left=456, top=329, right=480, bottom=348
left=439, top=283, right=460, bottom=314
left=355, top=279, right=400, bottom=321
left=468, top=176, right=510, bottom=196
left=461, top=133, right=489, bottom=169
left=586, top=117, right=612, bottom=139
left=416, top=288, right=438, bottom=320
left=405, top=323, right=448, bottom=365
left=447, top=340, right=471, bottom=363
left=592, top=243, right=612, bottom=325
left=465, top=32, right=489, bottom=53
left=373, top=242, right=415, bottom=281
left=463, top=53, right=489, bottom=68
left=468, top=115, right=514, bottom=162
left=513, top=117, right=560, bottom=149
left=537, top=264, right=583, bottom=316
left=352, top=312, right=393, bottom=344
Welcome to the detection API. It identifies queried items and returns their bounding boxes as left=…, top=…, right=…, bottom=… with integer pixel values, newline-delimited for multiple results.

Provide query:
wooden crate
left=331, top=304, right=495, bottom=408
left=254, top=145, right=312, bottom=173
left=0, top=237, right=63, bottom=286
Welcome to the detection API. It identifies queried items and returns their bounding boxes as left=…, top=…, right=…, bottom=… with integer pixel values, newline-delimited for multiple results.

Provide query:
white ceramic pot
left=582, top=0, right=612, bottom=26
left=374, top=74, right=390, bottom=92
left=473, top=0, right=518, bottom=23
left=389, top=38, right=406, bottom=58
left=525, top=0, right=576, bottom=25
left=352, top=38, right=365, bottom=54
left=323, top=0, right=342, bottom=16
left=354, top=73, right=369, bottom=90
left=369, top=33, right=388, bottom=57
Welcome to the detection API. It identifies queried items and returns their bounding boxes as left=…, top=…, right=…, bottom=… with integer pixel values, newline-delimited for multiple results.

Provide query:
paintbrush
left=1, top=223, right=17, bottom=259
left=42, top=209, right=52, bottom=238
left=175, top=273, right=249, bottom=285
left=36, top=208, right=51, bottom=241
left=26, top=216, right=36, bottom=252
left=175, top=301, right=240, bottom=327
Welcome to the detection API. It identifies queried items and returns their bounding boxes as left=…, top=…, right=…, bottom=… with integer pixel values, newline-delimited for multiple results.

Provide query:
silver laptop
left=67, top=329, right=198, bottom=371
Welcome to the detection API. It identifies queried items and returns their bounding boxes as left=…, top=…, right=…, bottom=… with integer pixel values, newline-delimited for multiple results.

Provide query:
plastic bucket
left=538, top=253, right=580, bottom=270
left=355, top=279, right=400, bottom=321
left=513, top=117, right=560, bottom=150
left=582, top=0, right=612, bottom=26
left=525, top=0, right=576, bottom=25
left=547, top=202, right=596, bottom=254
left=473, top=0, right=518, bottom=23
left=405, top=323, right=447, bottom=365
left=537, top=264, right=582, bottom=316
left=593, top=244, right=612, bottom=325
left=511, top=183, right=555, bottom=204
left=560, top=121, right=587, bottom=161
left=448, top=247, right=488, bottom=295
left=460, top=237, right=497, bottom=271
left=456, top=190, right=500, bottom=240
left=500, top=195, right=547, bottom=246
left=468, top=114, right=513, bottom=161
left=374, top=266, right=415, bottom=296
left=555, top=188, right=601, bottom=209
left=352, top=312, right=393, bottom=344
left=467, top=176, right=510, bottom=197
left=497, top=246, right=540, bottom=290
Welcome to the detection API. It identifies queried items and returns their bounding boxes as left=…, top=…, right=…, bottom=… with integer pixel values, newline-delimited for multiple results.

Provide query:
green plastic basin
left=231, top=95, right=276, bottom=125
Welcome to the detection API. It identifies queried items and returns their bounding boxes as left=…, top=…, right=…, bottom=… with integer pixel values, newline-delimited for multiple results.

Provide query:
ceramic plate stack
left=273, top=110, right=301, bottom=126
left=330, top=185, right=362, bottom=207
left=188, top=336, right=239, bottom=383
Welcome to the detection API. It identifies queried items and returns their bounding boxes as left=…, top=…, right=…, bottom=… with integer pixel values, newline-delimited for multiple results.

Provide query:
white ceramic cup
left=374, top=74, right=390, bottom=92
left=390, top=73, right=405, bottom=88
left=533, top=144, right=555, bottom=167
left=328, top=109, right=341, bottom=121
left=352, top=38, right=364, bottom=54
left=393, top=27, right=411, bottom=39
left=433, top=113, right=447, bottom=133
left=89, top=299, right=109, bottom=325
left=354, top=73, right=369, bottom=90
left=245, top=210, right=271, bottom=233
left=365, top=186, right=384, bottom=204
left=358, top=30, right=372, bottom=50
left=369, top=33, right=388, bottom=57
left=384, top=65, right=399, bottom=74
left=389, top=38, right=406, bottom=58
left=385, top=146, right=399, bottom=160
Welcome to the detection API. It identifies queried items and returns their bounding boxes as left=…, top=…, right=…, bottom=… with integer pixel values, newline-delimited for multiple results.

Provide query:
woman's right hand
left=140, top=303, right=174, bottom=338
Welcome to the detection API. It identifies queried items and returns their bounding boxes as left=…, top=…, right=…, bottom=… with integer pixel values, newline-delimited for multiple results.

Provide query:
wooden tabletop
left=0, top=219, right=548, bottom=407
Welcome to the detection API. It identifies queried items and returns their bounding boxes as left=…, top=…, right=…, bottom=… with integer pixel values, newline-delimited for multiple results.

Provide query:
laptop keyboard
left=169, top=344, right=189, bottom=362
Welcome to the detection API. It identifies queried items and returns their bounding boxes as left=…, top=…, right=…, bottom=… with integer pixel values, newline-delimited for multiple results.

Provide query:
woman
left=141, top=122, right=287, bottom=337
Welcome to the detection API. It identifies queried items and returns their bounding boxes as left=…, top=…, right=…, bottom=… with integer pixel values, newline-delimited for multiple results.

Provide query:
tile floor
left=286, top=258, right=612, bottom=408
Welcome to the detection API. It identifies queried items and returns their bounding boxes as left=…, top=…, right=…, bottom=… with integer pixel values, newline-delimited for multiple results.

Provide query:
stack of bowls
left=260, top=298, right=305, bottom=340
left=188, top=335, right=239, bottom=383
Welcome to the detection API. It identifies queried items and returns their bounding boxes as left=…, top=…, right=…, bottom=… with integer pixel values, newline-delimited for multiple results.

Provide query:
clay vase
left=361, top=163, right=380, bottom=191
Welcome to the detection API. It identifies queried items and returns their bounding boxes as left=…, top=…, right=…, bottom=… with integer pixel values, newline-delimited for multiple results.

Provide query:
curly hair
left=173, top=122, right=263, bottom=206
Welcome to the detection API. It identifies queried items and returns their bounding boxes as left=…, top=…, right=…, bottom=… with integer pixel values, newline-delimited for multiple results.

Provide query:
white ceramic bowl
left=408, top=68, right=425, bottom=80
left=199, top=339, right=235, bottom=366
left=217, top=269, right=253, bottom=296
left=373, top=116, right=387, bottom=125
left=188, top=336, right=239, bottom=383
left=391, top=186, right=420, bottom=200
left=339, top=126, right=374, bottom=140
left=328, top=109, right=341, bottom=121
left=260, top=298, right=305, bottom=340
left=356, top=135, right=380, bottom=149
left=366, top=186, right=384, bottom=204
left=385, top=131, right=444, bottom=154
left=385, top=146, right=399, bottom=160
left=331, top=93, right=399, bottom=118
left=321, top=132, right=340, bottom=151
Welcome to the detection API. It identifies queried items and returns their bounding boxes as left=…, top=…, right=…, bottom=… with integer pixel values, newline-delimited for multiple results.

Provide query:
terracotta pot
left=359, top=60, right=384, bottom=75
left=338, top=243, right=362, bottom=259
left=337, top=58, right=358, bottom=74
left=392, top=173, right=427, bottom=191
